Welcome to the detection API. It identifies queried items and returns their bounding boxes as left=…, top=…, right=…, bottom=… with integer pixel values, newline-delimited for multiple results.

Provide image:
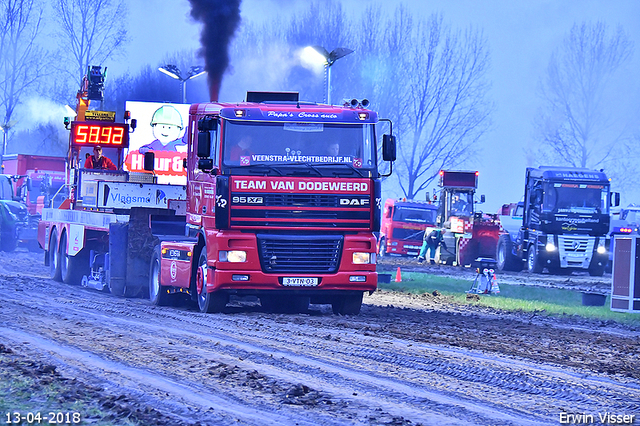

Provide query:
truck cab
left=378, top=198, right=438, bottom=257
left=433, top=170, right=499, bottom=266
left=510, top=167, right=616, bottom=275
left=158, top=92, right=396, bottom=315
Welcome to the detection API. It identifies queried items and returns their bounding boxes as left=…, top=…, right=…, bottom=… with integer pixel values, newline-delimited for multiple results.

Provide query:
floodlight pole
left=310, top=46, right=354, bottom=106
left=158, top=65, right=206, bottom=104
left=0, top=124, right=8, bottom=170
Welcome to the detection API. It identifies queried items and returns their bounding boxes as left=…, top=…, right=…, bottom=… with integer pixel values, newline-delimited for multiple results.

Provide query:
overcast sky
left=113, top=0, right=640, bottom=211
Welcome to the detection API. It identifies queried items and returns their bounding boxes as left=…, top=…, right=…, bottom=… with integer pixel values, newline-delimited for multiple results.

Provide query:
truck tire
left=378, top=237, right=387, bottom=257
left=436, top=246, right=452, bottom=265
left=149, top=245, right=171, bottom=306
left=588, top=264, right=605, bottom=277
left=496, top=235, right=522, bottom=272
left=28, top=239, right=42, bottom=253
left=1, top=227, right=17, bottom=252
left=332, top=292, right=363, bottom=315
left=49, top=228, right=62, bottom=282
left=456, top=239, right=471, bottom=267
left=59, top=231, right=88, bottom=285
left=527, top=244, right=543, bottom=274
left=196, top=246, right=228, bottom=313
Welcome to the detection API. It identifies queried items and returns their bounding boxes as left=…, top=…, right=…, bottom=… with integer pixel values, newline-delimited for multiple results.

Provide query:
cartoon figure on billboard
left=123, top=101, right=190, bottom=185
left=140, top=105, right=187, bottom=153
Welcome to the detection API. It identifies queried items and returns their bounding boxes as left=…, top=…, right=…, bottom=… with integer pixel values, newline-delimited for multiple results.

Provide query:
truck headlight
left=219, top=250, right=246, bottom=262
left=597, top=239, right=606, bottom=254
left=545, top=242, right=556, bottom=251
left=353, top=252, right=374, bottom=264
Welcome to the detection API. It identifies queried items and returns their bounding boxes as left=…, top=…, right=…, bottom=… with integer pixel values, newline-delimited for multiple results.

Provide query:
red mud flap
left=159, top=241, right=197, bottom=289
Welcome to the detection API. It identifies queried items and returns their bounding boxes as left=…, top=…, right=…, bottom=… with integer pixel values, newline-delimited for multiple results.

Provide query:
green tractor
left=0, top=174, right=29, bottom=252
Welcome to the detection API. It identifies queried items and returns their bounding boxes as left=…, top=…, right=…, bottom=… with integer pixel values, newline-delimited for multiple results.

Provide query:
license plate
left=407, top=251, right=419, bottom=256
left=282, top=277, right=319, bottom=287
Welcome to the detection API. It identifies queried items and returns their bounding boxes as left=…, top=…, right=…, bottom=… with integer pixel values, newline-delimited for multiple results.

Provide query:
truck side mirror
left=480, top=194, right=486, bottom=203
left=611, top=192, right=620, bottom=207
left=197, top=117, right=217, bottom=132
left=529, top=188, right=542, bottom=205
left=197, top=132, right=211, bottom=158
left=382, top=134, right=396, bottom=162
left=198, top=158, right=214, bottom=171
left=143, top=151, right=155, bottom=171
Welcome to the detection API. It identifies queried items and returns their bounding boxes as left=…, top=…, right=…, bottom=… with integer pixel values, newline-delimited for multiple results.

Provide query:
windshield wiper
left=227, top=164, right=283, bottom=176
left=402, top=230, right=424, bottom=240
left=308, top=162, right=366, bottom=178
left=251, top=162, right=323, bottom=177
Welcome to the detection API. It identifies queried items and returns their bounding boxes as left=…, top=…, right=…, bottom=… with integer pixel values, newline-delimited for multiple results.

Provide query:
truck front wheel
left=0, top=227, right=17, bottom=252
left=49, top=228, right=62, bottom=282
left=588, top=263, right=605, bottom=277
left=196, top=247, right=228, bottom=313
left=378, top=238, right=387, bottom=257
left=332, top=292, right=363, bottom=315
left=149, top=245, right=171, bottom=306
left=527, top=244, right=543, bottom=274
left=497, top=235, right=522, bottom=272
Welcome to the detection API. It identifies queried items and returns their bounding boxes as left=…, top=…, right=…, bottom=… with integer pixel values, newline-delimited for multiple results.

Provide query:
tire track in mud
left=2, top=291, right=537, bottom=425
left=1, top=253, right=639, bottom=425
left=3, top=282, right=639, bottom=426
left=1, top=328, right=326, bottom=426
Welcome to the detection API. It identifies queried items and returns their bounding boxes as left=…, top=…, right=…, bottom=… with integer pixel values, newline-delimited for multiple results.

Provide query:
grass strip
left=379, top=271, right=640, bottom=325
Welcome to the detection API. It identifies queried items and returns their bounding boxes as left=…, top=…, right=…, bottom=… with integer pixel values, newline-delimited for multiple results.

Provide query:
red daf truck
left=149, top=91, right=396, bottom=315
left=378, top=198, right=438, bottom=257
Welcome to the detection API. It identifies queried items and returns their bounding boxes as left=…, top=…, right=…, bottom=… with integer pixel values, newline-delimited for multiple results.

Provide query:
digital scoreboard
left=70, top=121, right=129, bottom=148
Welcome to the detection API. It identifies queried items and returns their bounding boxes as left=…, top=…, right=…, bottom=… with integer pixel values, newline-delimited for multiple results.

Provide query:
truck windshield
left=448, top=191, right=473, bottom=217
left=222, top=121, right=375, bottom=171
left=28, top=180, right=66, bottom=204
left=0, top=177, right=12, bottom=200
left=392, top=206, right=436, bottom=224
left=542, top=182, right=609, bottom=214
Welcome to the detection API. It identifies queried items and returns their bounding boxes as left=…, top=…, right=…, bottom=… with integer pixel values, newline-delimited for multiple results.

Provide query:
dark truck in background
left=497, top=166, right=619, bottom=276
left=0, top=174, right=29, bottom=252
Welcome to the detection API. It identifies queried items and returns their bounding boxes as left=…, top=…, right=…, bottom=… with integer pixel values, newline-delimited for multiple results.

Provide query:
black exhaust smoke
left=188, top=0, right=241, bottom=101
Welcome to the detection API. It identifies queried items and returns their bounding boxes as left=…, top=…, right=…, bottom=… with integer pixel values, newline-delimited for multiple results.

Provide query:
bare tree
left=0, top=0, right=47, bottom=157
left=224, top=3, right=491, bottom=200
left=52, top=0, right=128, bottom=88
left=391, top=13, right=493, bottom=200
left=533, top=22, right=633, bottom=170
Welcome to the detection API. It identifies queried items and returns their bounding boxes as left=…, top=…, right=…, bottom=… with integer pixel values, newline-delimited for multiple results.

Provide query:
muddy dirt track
left=1, top=250, right=639, bottom=425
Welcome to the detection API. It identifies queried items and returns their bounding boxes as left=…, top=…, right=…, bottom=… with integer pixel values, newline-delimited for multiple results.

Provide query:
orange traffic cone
left=395, top=267, right=402, bottom=282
